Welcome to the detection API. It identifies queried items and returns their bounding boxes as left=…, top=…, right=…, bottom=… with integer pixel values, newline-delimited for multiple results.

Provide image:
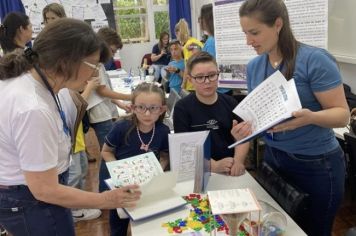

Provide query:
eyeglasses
left=133, top=104, right=163, bottom=114
left=190, top=72, right=219, bottom=84
left=82, top=60, right=100, bottom=72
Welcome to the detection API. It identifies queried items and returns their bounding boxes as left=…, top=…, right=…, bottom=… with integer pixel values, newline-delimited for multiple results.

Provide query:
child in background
left=101, top=83, right=170, bottom=236
left=93, top=28, right=132, bottom=193
left=165, top=40, right=185, bottom=93
left=98, top=27, right=123, bottom=71
left=68, top=78, right=102, bottom=222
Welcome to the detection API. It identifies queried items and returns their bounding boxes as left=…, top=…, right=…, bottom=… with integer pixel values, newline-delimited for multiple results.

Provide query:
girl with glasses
left=101, top=82, right=170, bottom=236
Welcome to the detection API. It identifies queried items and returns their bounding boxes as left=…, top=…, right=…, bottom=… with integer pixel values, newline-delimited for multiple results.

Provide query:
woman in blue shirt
left=233, top=0, right=350, bottom=235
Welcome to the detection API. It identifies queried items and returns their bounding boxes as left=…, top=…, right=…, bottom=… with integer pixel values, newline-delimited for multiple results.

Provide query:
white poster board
left=213, top=0, right=328, bottom=88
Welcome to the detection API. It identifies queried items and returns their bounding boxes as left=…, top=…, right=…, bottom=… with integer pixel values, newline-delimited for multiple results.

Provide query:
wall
left=339, top=62, right=356, bottom=92
left=118, top=42, right=155, bottom=74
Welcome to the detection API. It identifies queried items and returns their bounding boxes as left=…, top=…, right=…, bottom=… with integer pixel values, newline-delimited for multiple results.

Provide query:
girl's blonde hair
left=124, top=82, right=166, bottom=144
left=175, top=19, right=190, bottom=45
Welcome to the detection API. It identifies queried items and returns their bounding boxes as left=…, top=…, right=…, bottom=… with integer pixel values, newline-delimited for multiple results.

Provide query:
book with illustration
left=105, top=152, right=186, bottom=221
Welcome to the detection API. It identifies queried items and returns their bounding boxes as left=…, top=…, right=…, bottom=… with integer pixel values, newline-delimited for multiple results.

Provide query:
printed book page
left=105, top=172, right=186, bottom=221
left=207, top=188, right=261, bottom=215
left=106, top=152, right=163, bottom=188
left=169, top=131, right=210, bottom=182
left=229, top=70, right=302, bottom=148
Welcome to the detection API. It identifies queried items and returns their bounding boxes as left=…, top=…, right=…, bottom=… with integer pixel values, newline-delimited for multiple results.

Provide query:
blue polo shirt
left=246, top=44, right=341, bottom=155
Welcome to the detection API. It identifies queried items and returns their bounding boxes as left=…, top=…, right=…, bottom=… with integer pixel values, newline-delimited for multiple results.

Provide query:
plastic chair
left=141, top=53, right=152, bottom=68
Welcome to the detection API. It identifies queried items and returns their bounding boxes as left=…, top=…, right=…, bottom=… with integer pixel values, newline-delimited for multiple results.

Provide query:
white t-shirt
left=88, top=64, right=119, bottom=124
left=0, top=73, right=71, bottom=185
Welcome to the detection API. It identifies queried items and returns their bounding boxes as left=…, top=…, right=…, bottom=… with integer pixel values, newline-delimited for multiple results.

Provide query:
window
left=114, top=0, right=169, bottom=43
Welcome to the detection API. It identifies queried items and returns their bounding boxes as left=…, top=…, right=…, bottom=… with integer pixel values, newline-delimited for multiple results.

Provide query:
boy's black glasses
left=190, top=72, right=219, bottom=84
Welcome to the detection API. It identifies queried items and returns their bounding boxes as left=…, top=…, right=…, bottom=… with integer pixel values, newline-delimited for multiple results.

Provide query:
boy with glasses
left=173, top=52, right=249, bottom=175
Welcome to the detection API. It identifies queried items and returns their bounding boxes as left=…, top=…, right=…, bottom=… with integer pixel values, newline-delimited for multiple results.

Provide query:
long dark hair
left=124, top=82, right=166, bottom=144
left=0, top=18, right=109, bottom=81
left=200, top=4, right=214, bottom=36
left=158, top=31, right=169, bottom=51
left=239, top=0, right=298, bottom=80
left=0, top=12, right=30, bottom=53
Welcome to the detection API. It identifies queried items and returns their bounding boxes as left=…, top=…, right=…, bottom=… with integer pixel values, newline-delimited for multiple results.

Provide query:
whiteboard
left=328, top=0, right=356, bottom=64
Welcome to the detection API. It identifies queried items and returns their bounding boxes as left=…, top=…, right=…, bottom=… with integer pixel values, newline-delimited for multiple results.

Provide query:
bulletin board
left=21, top=0, right=110, bottom=37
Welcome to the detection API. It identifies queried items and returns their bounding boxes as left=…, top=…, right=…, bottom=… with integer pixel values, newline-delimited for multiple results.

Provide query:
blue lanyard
left=34, top=65, right=71, bottom=137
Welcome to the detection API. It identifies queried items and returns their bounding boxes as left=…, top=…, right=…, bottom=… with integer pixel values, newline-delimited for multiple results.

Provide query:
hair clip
left=24, top=47, right=38, bottom=63
left=0, top=24, right=6, bottom=33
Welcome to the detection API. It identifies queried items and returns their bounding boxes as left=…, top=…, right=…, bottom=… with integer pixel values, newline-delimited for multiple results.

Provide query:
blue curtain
left=0, top=0, right=26, bottom=21
left=169, top=0, right=191, bottom=39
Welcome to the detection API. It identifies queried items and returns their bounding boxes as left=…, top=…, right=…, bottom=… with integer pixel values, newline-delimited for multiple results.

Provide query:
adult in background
left=151, top=31, right=170, bottom=82
left=42, top=3, right=66, bottom=25
left=0, top=12, right=32, bottom=54
left=199, top=3, right=232, bottom=96
left=175, top=18, right=203, bottom=91
left=233, top=0, right=350, bottom=235
left=0, top=18, right=140, bottom=236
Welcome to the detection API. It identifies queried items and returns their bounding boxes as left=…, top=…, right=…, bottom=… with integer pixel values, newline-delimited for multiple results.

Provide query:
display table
left=130, top=172, right=306, bottom=236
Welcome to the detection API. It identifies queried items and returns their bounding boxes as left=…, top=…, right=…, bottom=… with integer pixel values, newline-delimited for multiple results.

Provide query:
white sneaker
left=72, top=209, right=102, bottom=222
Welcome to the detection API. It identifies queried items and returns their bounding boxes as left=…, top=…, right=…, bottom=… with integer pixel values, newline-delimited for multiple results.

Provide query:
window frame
left=114, top=0, right=169, bottom=44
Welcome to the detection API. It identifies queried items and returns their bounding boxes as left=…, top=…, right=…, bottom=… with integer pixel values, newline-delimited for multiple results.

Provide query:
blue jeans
left=91, top=120, right=114, bottom=193
left=152, top=64, right=165, bottom=82
left=264, top=145, right=346, bottom=236
left=68, top=151, right=88, bottom=190
left=0, top=171, right=75, bottom=236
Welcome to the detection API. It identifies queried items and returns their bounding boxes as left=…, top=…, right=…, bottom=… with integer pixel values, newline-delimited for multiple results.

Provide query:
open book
left=105, top=152, right=186, bottom=221
left=207, top=188, right=261, bottom=215
left=169, top=131, right=211, bottom=193
left=228, top=70, right=302, bottom=148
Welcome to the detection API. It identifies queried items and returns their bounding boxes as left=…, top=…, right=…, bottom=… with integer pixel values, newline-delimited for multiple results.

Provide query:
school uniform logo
left=191, top=119, right=219, bottom=130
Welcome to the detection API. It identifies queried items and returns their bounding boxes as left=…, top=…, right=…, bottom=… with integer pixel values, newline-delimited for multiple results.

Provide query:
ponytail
left=0, top=48, right=34, bottom=80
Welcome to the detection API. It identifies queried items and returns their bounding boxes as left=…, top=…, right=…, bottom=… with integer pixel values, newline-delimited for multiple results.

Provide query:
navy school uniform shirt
left=173, top=93, right=239, bottom=161
left=152, top=44, right=170, bottom=65
left=105, top=119, right=170, bottom=160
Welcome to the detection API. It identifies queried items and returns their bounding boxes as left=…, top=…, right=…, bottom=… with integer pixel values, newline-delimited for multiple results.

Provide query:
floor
left=74, top=128, right=356, bottom=236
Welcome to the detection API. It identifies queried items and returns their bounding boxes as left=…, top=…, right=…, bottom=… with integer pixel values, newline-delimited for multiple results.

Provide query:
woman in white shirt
left=0, top=18, right=140, bottom=236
